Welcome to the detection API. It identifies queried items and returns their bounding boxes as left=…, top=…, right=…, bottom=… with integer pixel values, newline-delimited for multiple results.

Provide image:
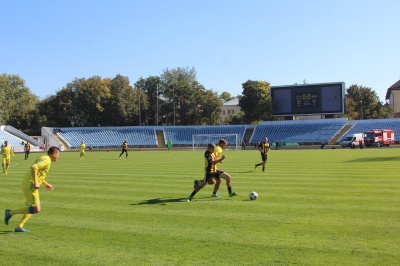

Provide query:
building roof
left=386, top=80, right=400, bottom=99
left=223, top=97, right=239, bottom=106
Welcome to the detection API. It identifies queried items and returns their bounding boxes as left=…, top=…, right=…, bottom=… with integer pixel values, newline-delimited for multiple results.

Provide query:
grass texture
left=1, top=147, right=399, bottom=265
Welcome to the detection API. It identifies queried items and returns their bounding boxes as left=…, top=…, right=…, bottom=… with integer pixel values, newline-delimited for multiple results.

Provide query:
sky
left=1, top=0, right=400, bottom=102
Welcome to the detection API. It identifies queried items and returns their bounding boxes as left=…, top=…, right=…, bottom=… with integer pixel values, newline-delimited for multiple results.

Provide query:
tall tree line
left=0, top=71, right=394, bottom=135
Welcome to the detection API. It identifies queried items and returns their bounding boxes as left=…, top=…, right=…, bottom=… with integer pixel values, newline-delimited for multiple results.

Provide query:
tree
left=372, top=101, right=394, bottom=119
left=105, top=75, right=143, bottom=126
left=220, top=91, right=233, bottom=103
left=239, top=80, right=272, bottom=123
left=136, top=76, right=162, bottom=125
left=38, top=89, right=75, bottom=127
left=160, top=67, right=221, bottom=125
left=223, top=112, right=244, bottom=125
left=0, top=74, right=41, bottom=134
left=345, top=85, right=380, bottom=120
left=64, top=77, right=111, bottom=126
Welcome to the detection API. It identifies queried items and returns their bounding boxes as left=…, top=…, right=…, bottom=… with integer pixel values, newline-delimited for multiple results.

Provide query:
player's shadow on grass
left=131, top=197, right=186, bottom=206
left=346, top=156, right=400, bottom=162
left=0, top=230, right=14, bottom=235
left=231, top=171, right=254, bottom=174
left=131, top=196, right=221, bottom=205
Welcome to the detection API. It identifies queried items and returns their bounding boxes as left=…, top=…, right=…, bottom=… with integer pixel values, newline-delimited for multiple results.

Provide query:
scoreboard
left=271, top=82, right=345, bottom=116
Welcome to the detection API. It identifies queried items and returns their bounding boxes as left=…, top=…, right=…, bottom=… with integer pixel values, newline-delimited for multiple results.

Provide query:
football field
left=1, top=147, right=399, bottom=265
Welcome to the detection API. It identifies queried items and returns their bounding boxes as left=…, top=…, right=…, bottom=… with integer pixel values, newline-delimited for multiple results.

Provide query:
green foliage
left=136, top=76, right=162, bottom=125
left=1, top=149, right=399, bottom=265
left=39, top=75, right=141, bottom=127
left=0, top=73, right=40, bottom=133
left=344, top=84, right=392, bottom=120
left=106, top=75, right=143, bottom=126
left=223, top=112, right=244, bottom=124
left=220, top=91, right=234, bottom=103
left=161, top=67, right=221, bottom=125
left=239, top=80, right=272, bottom=123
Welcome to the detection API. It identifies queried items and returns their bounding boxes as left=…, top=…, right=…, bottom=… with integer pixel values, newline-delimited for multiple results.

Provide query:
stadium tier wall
left=4, top=119, right=400, bottom=150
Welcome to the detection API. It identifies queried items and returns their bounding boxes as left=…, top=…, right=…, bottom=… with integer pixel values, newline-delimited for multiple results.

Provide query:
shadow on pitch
left=346, top=156, right=400, bottom=163
left=230, top=171, right=254, bottom=174
left=131, top=196, right=224, bottom=205
left=0, top=230, right=14, bottom=235
left=131, top=197, right=187, bottom=206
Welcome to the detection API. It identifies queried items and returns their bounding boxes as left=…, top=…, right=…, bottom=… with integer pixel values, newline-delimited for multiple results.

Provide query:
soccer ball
left=249, top=191, right=258, bottom=200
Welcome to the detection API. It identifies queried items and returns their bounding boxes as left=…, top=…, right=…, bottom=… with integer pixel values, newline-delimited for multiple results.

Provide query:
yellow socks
left=18, top=214, right=32, bottom=228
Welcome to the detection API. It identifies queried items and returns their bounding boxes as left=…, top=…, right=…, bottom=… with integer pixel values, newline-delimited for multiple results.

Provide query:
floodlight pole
left=173, top=83, right=176, bottom=126
left=360, top=100, right=363, bottom=120
left=156, top=83, right=159, bottom=126
left=138, top=86, right=141, bottom=126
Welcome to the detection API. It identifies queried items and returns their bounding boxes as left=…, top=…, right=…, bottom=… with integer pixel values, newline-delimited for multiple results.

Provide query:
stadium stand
left=250, top=119, right=347, bottom=144
left=340, top=119, right=400, bottom=142
left=56, top=127, right=157, bottom=148
left=5, top=118, right=396, bottom=150
left=0, top=128, right=25, bottom=148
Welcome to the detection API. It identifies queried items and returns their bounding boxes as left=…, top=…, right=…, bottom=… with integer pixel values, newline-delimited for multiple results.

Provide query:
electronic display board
left=271, top=82, right=345, bottom=116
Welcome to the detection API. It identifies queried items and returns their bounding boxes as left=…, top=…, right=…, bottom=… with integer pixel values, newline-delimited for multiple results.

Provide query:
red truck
left=364, top=129, right=395, bottom=147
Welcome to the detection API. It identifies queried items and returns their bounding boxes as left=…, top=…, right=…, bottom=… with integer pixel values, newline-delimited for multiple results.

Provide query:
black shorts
left=203, top=170, right=224, bottom=183
left=261, top=153, right=267, bottom=162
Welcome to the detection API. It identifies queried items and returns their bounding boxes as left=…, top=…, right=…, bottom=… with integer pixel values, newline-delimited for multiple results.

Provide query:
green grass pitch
left=1, top=148, right=399, bottom=265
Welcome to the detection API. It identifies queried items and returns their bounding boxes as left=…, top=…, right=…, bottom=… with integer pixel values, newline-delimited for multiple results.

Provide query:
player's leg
left=187, top=175, right=211, bottom=201
left=255, top=153, right=264, bottom=169
left=262, top=154, right=267, bottom=172
left=219, top=171, right=238, bottom=197
left=5, top=159, right=10, bottom=174
left=2, top=160, right=5, bottom=174
left=211, top=178, right=222, bottom=197
left=10, top=188, right=41, bottom=232
left=126, top=150, right=128, bottom=159
left=194, top=175, right=214, bottom=189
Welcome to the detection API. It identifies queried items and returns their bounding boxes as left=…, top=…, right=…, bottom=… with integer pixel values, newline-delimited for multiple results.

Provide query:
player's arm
left=31, top=164, right=40, bottom=189
left=11, top=149, right=16, bottom=158
left=41, top=179, right=54, bottom=190
left=211, top=155, right=226, bottom=165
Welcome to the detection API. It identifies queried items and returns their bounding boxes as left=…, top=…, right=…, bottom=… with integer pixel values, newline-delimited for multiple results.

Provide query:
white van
left=340, top=133, right=364, bottom=148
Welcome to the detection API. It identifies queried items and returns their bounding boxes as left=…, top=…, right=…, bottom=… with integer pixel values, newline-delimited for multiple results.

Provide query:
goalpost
left=192, top=134, right=241, bottom=151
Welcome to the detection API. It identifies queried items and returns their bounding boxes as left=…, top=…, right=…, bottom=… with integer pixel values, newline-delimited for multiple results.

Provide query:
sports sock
left=190, top=191, right=197, bottom=198
left=228, top=187, right=232, bottom=194
left=10, top=207, right=31, bottom=216
left=18, top=214, right=32, bottom=228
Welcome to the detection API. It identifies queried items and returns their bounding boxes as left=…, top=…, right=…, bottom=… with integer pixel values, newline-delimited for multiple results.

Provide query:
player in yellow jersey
left=209, top=139, right=228, bottom=197
left=255, top=137, right=270, bottom=172
left=194, top=139, right=228, bottom=197
left=4, top=146, right=60, bottom=232
left=24, top=141, right=31, bottom=160
left=187, top=143, right=238, bottom=201
left=79, top=140, right=86, bottom=159
left=2, top=141, right=16, bottom=174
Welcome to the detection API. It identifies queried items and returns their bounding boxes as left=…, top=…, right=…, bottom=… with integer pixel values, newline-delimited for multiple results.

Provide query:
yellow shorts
left=2, top=158, right=10, bottom=164
left=22, top=184, right=40, bottom=207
